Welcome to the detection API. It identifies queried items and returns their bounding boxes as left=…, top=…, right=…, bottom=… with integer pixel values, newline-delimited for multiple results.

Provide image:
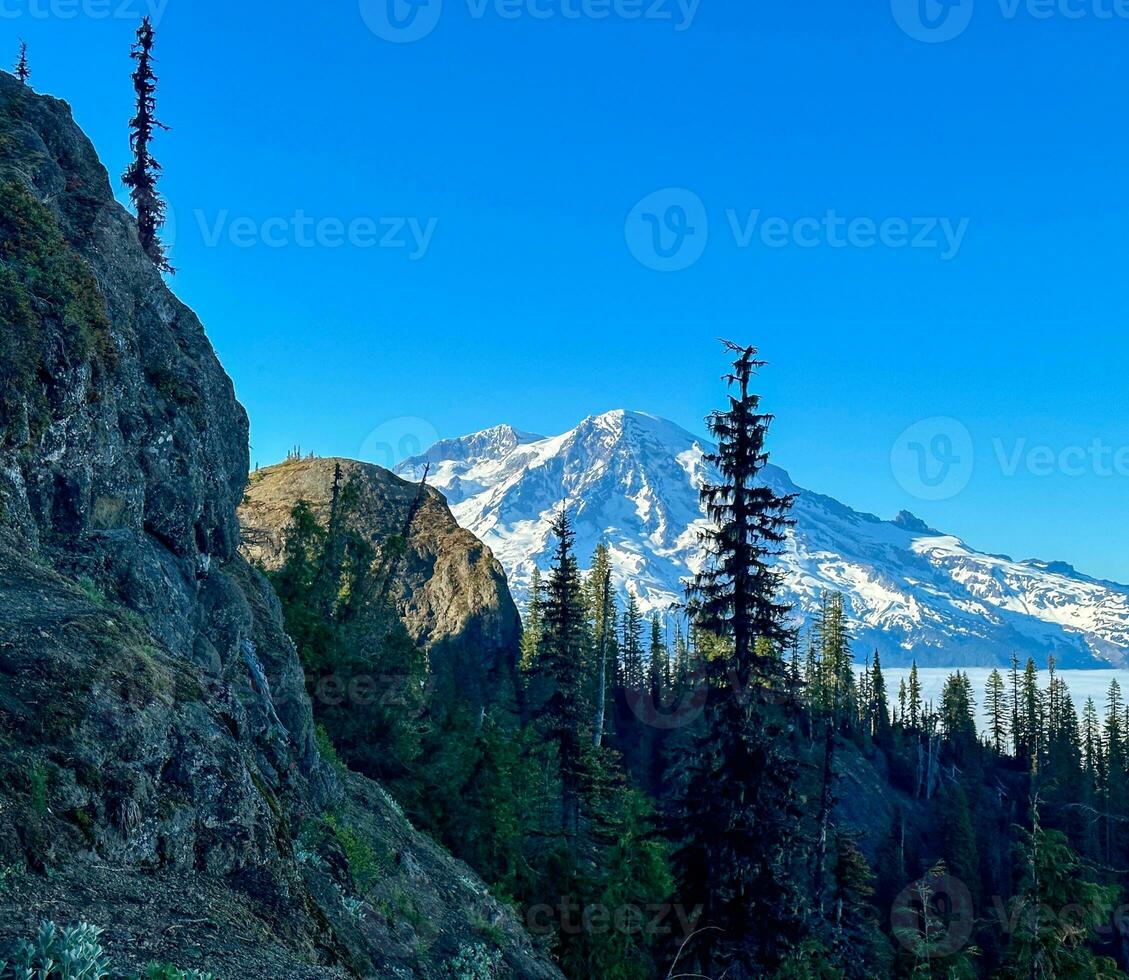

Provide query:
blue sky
left=7, top=0, right=1129, bottom=582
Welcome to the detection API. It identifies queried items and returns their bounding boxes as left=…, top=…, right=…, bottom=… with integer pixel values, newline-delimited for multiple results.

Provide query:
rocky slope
left=0, top=72, right=559, bottom=979
left=238, top=457, right=522, bottom=710
left=397, top=411, right=1129, bottom=669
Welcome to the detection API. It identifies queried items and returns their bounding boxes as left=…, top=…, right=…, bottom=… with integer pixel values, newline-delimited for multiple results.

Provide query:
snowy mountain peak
left=396, top=413, right=1129, bottom=668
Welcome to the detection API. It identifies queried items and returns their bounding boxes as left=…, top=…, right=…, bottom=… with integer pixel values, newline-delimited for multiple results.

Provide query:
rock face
left=239, top=457, right=522, bottom=709
left=0, top=72, right=559, bottom=979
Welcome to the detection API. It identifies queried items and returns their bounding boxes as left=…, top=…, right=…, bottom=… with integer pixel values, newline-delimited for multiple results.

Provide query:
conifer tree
left=534, top=511, right=589, bottom=837
left=1103, top=679, right=1128, bottom=868
left=673, top=342, right=804, bottom=977
left=940, top=672, right=976, bottom=759
left=907, top=661, right=923, bottom=731
left=587, top=545, right=616, bottom=746
left=1017, top=658, right=1042, bottom=771
left=14, top=40, right=29, bottom=85
left=985, top=668, right=1008, bottom=755
left=648, top=612, right=669, bottom=700
left=815, top=592, right=854, bottom=730
left=1000, top=801, right=1122, bottom=979
left=869, top=649, right=890, bottom=741
left=672, top=621, right=690, bottom=686
left=519, top=567, right=543, bottom=671
left=938, top=782, right=980, bottom=908
left=620, top=591, right=645, bottom=690
left=122, top=17, right=173, bottom=273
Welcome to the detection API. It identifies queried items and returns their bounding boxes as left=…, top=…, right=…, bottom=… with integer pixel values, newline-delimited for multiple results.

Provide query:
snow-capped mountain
left=395, top=410, right=1129, bottom=668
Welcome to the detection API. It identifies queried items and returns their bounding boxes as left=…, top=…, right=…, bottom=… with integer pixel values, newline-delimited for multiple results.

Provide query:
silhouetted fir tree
left=535, top=511, right=588, bottom=838
left=586, top=544, right=616, bottom=746
left=907, top=661, right=923, bottom=731
left=1017, top=658, right=1042, bottom=771
left=672, top=341, right=805, bottom=977
left=940, top=672, right=977, bottom=761
left=648, top=612, right=669, bottom=701
left=815, top=592, right=854, bottom=730
left=827, top=832, right=890, bottom=980
left=985, top=668, right=1008, bottom=755
left=122, top=17, right=173, bottom=273
left=519, top=566, right=543, bottom=671
left=14, top=41, right=29, bottom=85
left=869, top=649, right=891, bottom=741
left=672, top=621, right=690, bottom=685
left=620, top=591, right=645, bottom=691
left=1103, top=679, right=1128, bottom=869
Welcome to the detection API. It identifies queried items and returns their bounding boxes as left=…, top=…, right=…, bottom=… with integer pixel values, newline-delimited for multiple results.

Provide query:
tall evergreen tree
left=122, top=17, right=173, bottom=273
left=14, top=40, right=29, bottom=85
left=907, top=661, right=923, bottom=731
left=673, top=342, right=805, bottom=977
left=999, top=801, right=1123, bottom=979
left=1016, top=658, right=1042, bottom=771
left=985, top=668, right=1009, bottom=755
left=648, top=612, right=669, bottom=700
left=620, top=591, right=645, bottom=691
left=587, top=544, right=616, bottom=747
left=940, top=672, right=976, bottom=760
left=535, top=511, right=589, bottom=837
left=869, top=649, right=891, bottom=741
left=519, top=566, right=543, bottom=671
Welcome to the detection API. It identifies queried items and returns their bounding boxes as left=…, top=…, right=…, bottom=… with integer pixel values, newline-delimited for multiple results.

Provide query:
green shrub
left=0, top=922, right=216, bottom=980
left=446, top=943, right=502, bottom=980
left=0, top=920, right=110, bottom=980
left=324, top=814, right=385, bottom=896
left=314, top=724, right=347, bottom=776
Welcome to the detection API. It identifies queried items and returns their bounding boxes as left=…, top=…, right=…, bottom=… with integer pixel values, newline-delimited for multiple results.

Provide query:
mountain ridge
left=396, top=410, right=1129, bottom=669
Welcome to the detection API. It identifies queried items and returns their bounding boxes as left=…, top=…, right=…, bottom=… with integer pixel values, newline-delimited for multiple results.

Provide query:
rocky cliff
left=0, top=72, right=559, bottom=979
left=238, top=457, right=522, bottom=710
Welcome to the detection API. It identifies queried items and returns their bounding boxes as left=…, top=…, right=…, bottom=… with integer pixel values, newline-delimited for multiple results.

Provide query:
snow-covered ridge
left=395, top=410, right=1129, bottom=668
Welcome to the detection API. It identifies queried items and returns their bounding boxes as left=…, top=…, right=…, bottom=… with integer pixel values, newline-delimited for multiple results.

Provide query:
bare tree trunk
left=592, top=570, right=612, bottom=748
